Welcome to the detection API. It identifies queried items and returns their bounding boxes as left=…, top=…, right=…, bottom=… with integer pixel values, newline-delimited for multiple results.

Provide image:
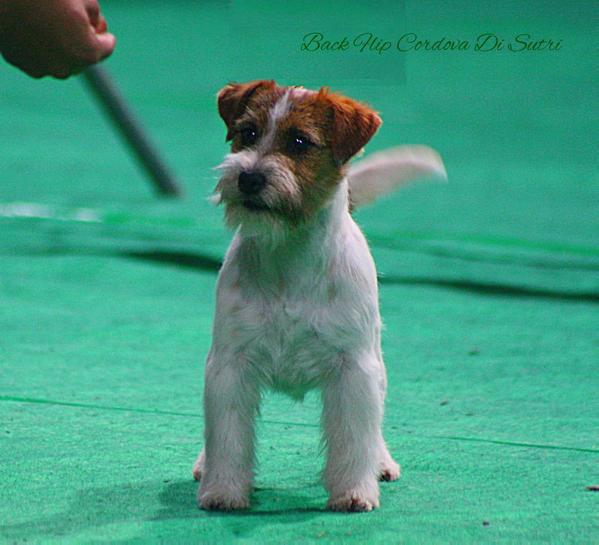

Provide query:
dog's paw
left=192, top=450, right=205, bottom=481
left=379, top=459, right=400, bottom=482
left=327, top=488, right=379, bottom=512
left=198, top=485, right=250, bottom=511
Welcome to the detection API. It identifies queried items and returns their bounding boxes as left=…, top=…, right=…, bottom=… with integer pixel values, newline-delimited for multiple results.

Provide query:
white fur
left=194, top=90, right=411, bottom=512
left=262, top=90, right=291, bottom=147
left=195, top=176, right=400, bottom=512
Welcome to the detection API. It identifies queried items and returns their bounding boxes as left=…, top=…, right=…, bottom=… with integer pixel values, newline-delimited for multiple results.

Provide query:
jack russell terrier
left=193, top=80, right=446, bottom=512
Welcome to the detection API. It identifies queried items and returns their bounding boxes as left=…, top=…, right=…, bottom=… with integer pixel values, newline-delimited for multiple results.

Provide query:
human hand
left=0, top=0, right=116, bottom=79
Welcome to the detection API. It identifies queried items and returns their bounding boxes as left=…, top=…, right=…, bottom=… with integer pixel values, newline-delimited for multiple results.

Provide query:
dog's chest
left=216, top=258, right=356, bottom=399
left=215, top=221, right=378, bottom=398
left=244, top=286, right=342, bottom=396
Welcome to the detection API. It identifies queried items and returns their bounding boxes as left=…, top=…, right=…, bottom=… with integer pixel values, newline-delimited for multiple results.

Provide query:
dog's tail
left=347, top=145, right=447, bottom=209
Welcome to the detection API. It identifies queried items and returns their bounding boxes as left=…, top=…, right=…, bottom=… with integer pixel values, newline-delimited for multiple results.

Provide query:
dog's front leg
left=322, top=353, right=383, bottom=512
left=197, top=355, right=259, bottom=511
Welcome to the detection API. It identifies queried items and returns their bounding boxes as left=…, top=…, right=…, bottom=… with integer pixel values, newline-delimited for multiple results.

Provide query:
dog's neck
left=234, top=179, right=349, bottom=294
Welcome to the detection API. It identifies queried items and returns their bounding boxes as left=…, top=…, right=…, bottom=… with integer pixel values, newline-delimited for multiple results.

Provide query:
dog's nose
left=238, top=171, right=266, bottom=195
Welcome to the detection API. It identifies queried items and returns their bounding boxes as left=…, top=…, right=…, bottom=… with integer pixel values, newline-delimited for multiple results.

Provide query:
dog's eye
left=288, top=133, right=314, bottom=154
left=240, top=126, right=259, bottom=147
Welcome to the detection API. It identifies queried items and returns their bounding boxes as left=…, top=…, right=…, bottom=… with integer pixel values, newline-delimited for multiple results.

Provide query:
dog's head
left=213, top=80, right=381, bottom=232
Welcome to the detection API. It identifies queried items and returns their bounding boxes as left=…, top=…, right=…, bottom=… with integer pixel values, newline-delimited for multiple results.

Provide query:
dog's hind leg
left=192, top=448, right=205, bottom=481
left=377, top=436, right=401, bottom=481
left=374, top=358, right=401, bottom=482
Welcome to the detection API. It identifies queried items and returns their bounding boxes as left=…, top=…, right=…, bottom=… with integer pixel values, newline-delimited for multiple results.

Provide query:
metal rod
left=82, top=65, right=182, bottom=197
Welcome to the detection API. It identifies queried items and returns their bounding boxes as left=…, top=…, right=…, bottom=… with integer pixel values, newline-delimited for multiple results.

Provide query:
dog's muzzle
left=238, top=171, right=266, bottom=195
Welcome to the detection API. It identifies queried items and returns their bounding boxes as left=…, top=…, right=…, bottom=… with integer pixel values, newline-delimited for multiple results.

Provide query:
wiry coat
left=194, top=80, right=444, bottom=512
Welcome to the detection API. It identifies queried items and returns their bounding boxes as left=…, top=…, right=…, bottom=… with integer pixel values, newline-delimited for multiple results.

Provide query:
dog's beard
left=213, top=152, right=303, bottom=237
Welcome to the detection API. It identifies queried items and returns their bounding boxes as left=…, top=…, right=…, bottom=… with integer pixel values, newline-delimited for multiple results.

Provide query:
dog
left=193, top=80, right=446, bottom=512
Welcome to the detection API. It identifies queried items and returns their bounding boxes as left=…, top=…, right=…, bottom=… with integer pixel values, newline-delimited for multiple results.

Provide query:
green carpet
left=0, top=1, right=597, bottom=543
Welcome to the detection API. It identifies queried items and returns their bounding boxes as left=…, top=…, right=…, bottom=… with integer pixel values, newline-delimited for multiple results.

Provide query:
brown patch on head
left=216, top=81, right=382, bottom=226
left=315, top=87, right=382, bottom=165
left=230, top=87, right=285, bottom=154
left=269, top=88, right=381, bottom=220
left=266, top=91, right=342, bottom=221
left=217, top=80, right=277, bottom=141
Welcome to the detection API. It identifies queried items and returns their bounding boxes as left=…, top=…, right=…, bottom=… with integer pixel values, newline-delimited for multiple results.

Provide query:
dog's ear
left=319, top=88, right=382, bottom=165
left=217, top=80, right=276, bottom=141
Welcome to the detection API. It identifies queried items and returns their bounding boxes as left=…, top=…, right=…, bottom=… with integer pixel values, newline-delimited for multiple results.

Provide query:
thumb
left=93, top=32, right=116, bottom=61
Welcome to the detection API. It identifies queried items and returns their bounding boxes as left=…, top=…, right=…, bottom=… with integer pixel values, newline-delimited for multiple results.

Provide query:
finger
left=2, top=48, right=48, bottom=79
left=50, top=60, right=82, bottom=79
left=84, top=0, right=101, bottom=27
left=51, top=69, right=73, bottom=80
left=69, top=26, right=115, bottom=67
left=95, top=15, right=108, bottom=34
left=93, top=32, right=117, bottom=61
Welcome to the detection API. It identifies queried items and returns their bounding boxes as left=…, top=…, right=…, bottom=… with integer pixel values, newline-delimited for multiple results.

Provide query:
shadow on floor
left=122, top=249, right=222, bottom=273
left=157, top=480, right=326, bottom=519
left=378, top=275, right=599, bottom=303
left=124, top=249, right=599, bottom=304
left=6, top=245, right=598, bottom=304
left=0, top=479, right=327, bottom=542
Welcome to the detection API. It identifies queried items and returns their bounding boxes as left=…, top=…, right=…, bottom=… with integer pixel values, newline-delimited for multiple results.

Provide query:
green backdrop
left=0, top=1, right=597, bottom=543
